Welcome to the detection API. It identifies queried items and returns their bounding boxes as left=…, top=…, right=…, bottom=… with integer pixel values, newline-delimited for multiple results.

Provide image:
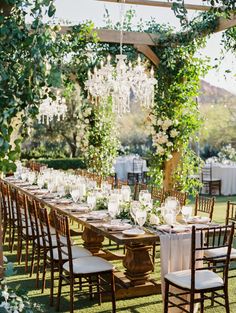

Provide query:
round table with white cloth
left=114, top=155, right=148, bottom=181
left=210, top=163, right=236, bottom=196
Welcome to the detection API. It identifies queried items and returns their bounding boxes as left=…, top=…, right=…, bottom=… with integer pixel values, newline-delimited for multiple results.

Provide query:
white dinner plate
left=122, top=228, right=145, bottom=236
left=103, top=223, right=132, bottom=231
left=187, top=216, right=210, bottom=224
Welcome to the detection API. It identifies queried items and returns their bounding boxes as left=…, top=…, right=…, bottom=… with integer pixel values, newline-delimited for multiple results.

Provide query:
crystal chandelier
left=37, top=91, right=67, bottom=125
left=85, top=0, right=157, bottom=117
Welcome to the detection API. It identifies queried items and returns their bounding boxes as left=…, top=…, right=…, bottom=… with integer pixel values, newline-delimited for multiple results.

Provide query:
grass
left=4, top=195, right=236, bottom=313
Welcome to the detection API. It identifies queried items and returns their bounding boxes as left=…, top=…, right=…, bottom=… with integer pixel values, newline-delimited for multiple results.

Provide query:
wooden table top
left=2, top=177, right=158, bottom=245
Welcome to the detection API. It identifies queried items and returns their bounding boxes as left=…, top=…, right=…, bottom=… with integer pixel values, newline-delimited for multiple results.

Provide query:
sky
left=53, top=0, right=236, bottom=94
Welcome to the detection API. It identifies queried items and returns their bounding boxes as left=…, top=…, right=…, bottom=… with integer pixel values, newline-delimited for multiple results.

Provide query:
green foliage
left=37, top=158, right=86, bottom=170
left=85, top=97, right=119, bottom=178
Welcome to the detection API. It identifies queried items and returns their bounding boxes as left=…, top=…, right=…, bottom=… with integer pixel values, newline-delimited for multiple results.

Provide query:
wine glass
left=121, top=185, right=131, bottom=202
left=181, top=206, right=192, bottom=224
left=87, top=194, right=97, bottom=210
left=57, top=185, right=65, bottom=198
left=130, top=201, right=140, bottom=226
left=108, top=199, right=119, bottom=220
left=70, top=189, right=81, bottom=203
left=135, top=209, right=147, bottom=228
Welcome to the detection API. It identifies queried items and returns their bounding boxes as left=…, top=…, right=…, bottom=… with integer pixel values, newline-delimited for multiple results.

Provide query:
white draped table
left=114, top=155, right=148, bottom=181
left=210, top=163, right=236, bottom=196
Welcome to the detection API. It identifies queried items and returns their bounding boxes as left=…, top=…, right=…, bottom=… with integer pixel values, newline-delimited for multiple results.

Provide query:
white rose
left=149, top=214, right=160, bottom=225
left=166, top=142, right=173, bottom=147
left=84, top=118, right=90, bottom=124
left=170, top=129, right=179, bottom=138
left=162, top=119, right=173, bottom=131
left=157, top=119, right=163, bottom=126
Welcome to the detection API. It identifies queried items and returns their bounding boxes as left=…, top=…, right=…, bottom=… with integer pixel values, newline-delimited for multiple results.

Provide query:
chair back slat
left=226, top=201, right=236, bottom=225
left=53, top=211, right=73, bottom=269
left=134, top=183, right=147, bottom=200
left=192, top=224, right=234, bottom=282
left=165, top=189, right=187, bottom=207
left=194, top=194, right=215, bottom=220
left=117, top=180, right=128, bottom=189
left=27, top=196, right=40, bottom=240
left=151, top=186, right=165, bottom=203
left=36, top=201, right=53, bottom=255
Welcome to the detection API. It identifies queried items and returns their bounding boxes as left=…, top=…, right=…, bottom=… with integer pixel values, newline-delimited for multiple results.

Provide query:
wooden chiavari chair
left=16, top=190, right=32, bottom=272
left=37, top=203, right=92, bottom=306
left=133, top=182, right=148, bottom=200
left=165, top=189, right=187, bottom=208
left=106, top=176, right=115, bottom=189
left=116, top=179, right=128, bottom=189
left=0, top=181, right=11, bottom=245
left=201, top=166, right=221, bottom=195
left=164, top=224, right=234, bottom=313
left=151, top=186, right=165, bottom=204
left=8, top=184, right=18, bottom=252
left=194, top=194, right=215, bottom=221
left=53, top=210, right=116, bottom=313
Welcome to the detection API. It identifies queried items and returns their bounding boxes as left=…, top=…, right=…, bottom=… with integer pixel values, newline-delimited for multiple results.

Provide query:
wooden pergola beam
left=97, top=0, right=212, bottom=11
left=134, top=44, right=160, bottom=65
left=61, top=27, right=160, bottom=45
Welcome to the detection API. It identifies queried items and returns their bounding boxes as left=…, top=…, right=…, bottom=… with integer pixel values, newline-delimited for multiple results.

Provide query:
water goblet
left=108, top=199, right=119, bottom=220
left=181, top=206, right=192, bottom=224
left=135, top=209, right=147, bottom=228
left=87, top=194, right=97, bottom=210
left=70, top=189, right=80, bottom=203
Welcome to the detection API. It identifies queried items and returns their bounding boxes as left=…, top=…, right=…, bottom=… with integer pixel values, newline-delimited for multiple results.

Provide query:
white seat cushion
left=48, top=245, right=92, bottom=260
left=165, top=269, right=223, bottom=290
left=63, top=256, right=114, bottom=275
left=35, top=235, right=68, bottom=247
left=204, top=247, right=236, bottom=261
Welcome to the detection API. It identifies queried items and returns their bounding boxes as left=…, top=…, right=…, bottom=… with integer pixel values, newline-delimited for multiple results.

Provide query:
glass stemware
left=108, top=199, right=119, bottom=219
left=87, top=193, right=97, bottom=210
left=135, top=209, right=147, bottom=228
left=70, top=189, right=81, bottom=203
left=181, top=206, right=192, bottom=224
left=130, top=201, right=140, bottom=226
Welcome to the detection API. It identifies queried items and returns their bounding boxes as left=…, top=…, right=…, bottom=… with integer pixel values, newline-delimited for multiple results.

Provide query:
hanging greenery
left=83, top=97, right=119, bottom=178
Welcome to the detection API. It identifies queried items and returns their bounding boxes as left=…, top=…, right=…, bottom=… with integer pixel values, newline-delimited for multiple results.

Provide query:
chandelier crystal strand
left=37, top=90, right=67, bottom=125
left=85, top=0, right=157, bottom=116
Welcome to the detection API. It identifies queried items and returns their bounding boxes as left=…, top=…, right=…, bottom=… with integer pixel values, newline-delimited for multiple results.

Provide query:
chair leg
left=224, top=287, right=230, bottom=313
left=56, top=271, right=62, bottom=311
left=30, top=243, right=36, bottom=277
left=35, top=248, right=41, bottom=288
left=49, top=262, right=54, bottom=306
left=97, top=275, right=101, bottom=305
left=152, top=243, right=156, bottom=270
left=89, top=276, right=93, bottom=300
left=25, top=239, right=29, bottom=273
left=41, top=255, right=47, bottom=294
left=190, top=293, right=195, bottom=313
left=17, top=237, right=23, bottom=264
left=110, top=272, right=116, bottom=313
left=200, top=292, right=204, bottom=313
left=70, top=277, right=74, bottom=313
left=164, top=280, right=169, bottom=313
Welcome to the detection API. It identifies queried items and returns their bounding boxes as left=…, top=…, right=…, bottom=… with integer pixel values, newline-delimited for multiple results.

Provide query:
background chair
left=127, top=158, right=144, bottom=185
left=201, top=166, right=221, bottom=195
left=194, top=194, right=215, bottom=221
left=165, top=189, right=187, bottom=207
left=164, top=224, right=234, bottom=313
left=151, top=186, right=165, bottom=204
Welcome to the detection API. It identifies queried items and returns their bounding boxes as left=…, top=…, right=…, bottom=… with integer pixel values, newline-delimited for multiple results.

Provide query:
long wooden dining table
left=2, top=177, right=161, bottom=300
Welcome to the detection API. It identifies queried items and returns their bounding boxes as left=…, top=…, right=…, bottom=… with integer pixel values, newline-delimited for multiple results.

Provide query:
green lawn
left=4, top=195, right=236, bottom=313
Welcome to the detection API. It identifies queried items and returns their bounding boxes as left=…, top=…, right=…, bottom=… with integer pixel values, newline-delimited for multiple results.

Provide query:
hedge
left=37, top=158, right=86, bottom=170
